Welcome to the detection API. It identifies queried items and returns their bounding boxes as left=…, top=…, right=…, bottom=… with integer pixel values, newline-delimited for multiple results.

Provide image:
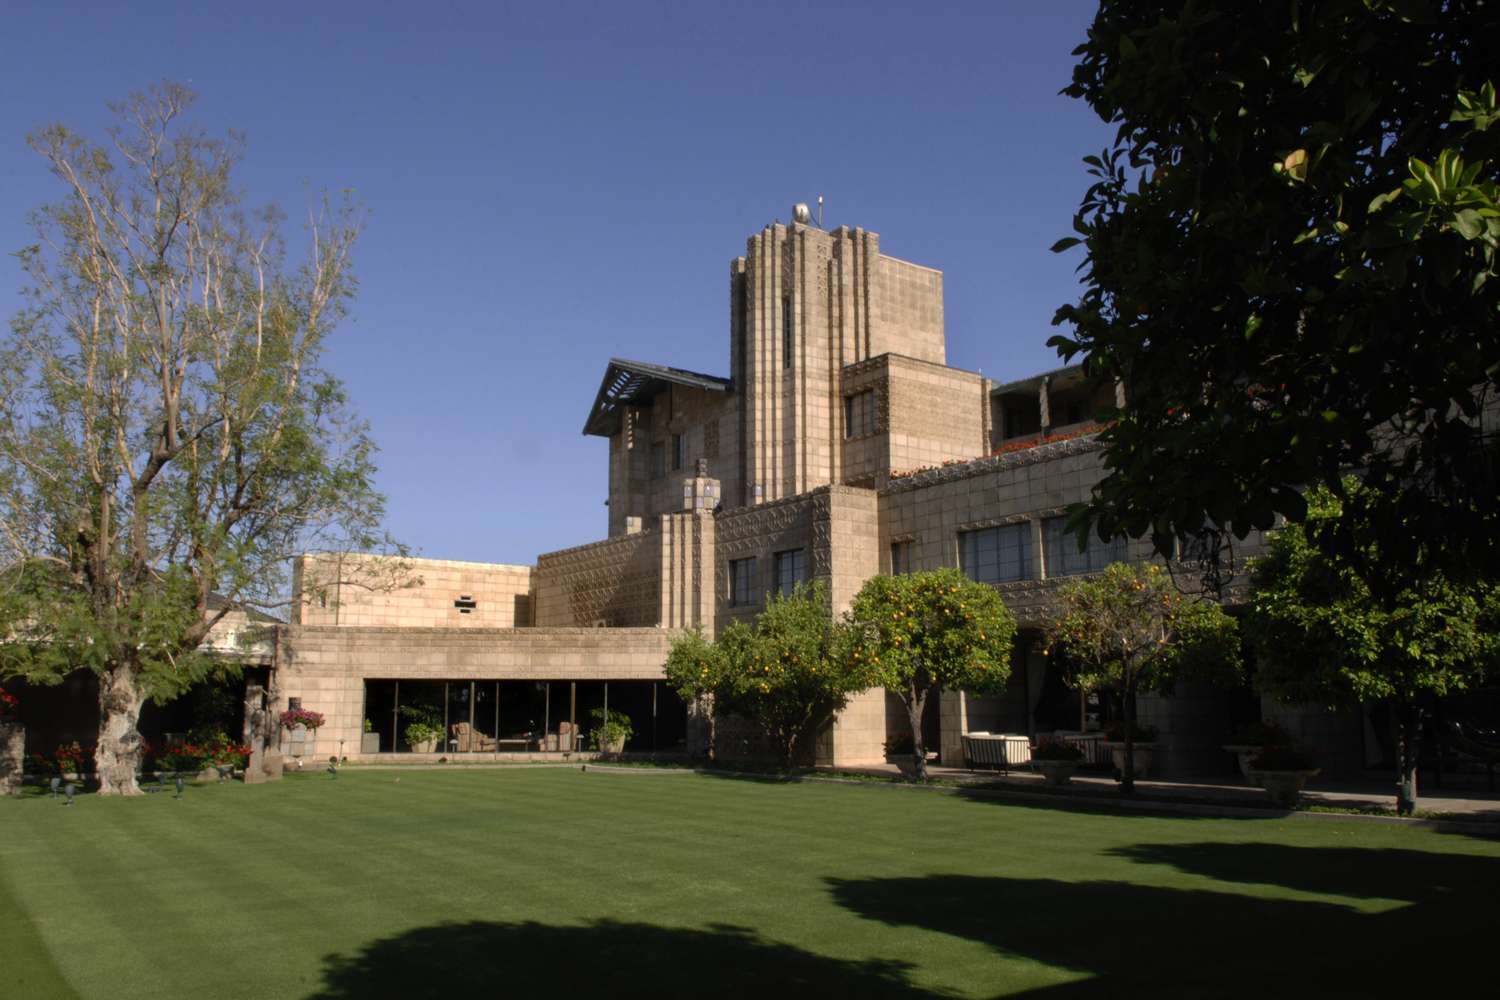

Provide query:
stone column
left=0, top=721, right=23, bottom=795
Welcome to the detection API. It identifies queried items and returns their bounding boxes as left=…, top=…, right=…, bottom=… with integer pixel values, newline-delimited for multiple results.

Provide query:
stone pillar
left=939, top=689, right=969, bottom=767
left=0, top=722, right=23, bottom=796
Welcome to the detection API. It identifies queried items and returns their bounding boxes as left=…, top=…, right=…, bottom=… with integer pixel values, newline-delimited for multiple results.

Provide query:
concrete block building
left=271, top=211, right=1355, bottom=775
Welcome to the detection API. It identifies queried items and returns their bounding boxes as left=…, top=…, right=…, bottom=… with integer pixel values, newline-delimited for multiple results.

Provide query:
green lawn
left=3, top=767, right=1498, bottom=999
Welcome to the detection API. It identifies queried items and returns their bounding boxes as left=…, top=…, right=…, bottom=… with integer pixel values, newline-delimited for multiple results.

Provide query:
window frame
left=958, top=523, right=1033, bottom=584
left=772, top=548, right=806, bottom=598
left=728, top=557, right=758, bottom=607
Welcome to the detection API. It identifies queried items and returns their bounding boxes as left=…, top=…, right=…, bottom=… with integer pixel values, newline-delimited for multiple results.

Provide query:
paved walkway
left=825, top=762, right=1500, bottom=821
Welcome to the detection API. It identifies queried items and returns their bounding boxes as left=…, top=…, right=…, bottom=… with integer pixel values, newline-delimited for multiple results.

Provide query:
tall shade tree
left=1043, top=563, right=1240, bottom=793
left=847, top=569, right=1015, bottom=781
left=664, top=582, right=873, bottom=768
left=1249, top=484, right=1499, bottom=815
left=1050, top=1, right=1500, bottom=582
left=0, top=83, right=395, bottom=794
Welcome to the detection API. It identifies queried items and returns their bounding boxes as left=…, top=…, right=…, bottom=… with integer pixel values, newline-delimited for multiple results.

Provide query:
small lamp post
left=64, top=782, right=75, bottom=806
left=174, top=776, right=184, bottom=800
left=49, top=776, right=60, bottom=798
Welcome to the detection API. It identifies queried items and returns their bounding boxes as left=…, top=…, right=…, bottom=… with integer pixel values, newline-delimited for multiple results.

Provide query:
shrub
left=1230, top=721, right=1292, bottom=747
left=1033, top=738, right=1086, bottom=762
left=1104, top=721, right=1158, bottom=743
left=883, top=732, right=915, bottom=757
left=403, top=721, right=444, bottom=747
left=1250, top=745, right=1318, bottom=771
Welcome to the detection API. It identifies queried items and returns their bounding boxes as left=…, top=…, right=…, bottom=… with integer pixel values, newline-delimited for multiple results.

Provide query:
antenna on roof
left=818, top=195, right=824, bottom=228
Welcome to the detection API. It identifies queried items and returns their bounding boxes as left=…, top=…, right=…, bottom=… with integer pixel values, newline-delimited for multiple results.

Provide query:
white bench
left=962, top=732, right=1032, bottom=772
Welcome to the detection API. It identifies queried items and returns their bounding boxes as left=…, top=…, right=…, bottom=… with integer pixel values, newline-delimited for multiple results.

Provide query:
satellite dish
left=792, top=203, right=812, bottom=225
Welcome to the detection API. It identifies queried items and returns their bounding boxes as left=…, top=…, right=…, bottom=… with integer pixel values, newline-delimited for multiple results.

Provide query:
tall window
left=651, top=442, right=666, bottom=479
left=729, top=558, right=757, bottom=607
left=959, top=524, right=1032, bottom=584
left=890, top=540, right=913, bottom=575
left=782, top=297, right=793, bottom=369
left=1042, top=516, right=1126, bottom=577
left=773, top=549, right=806, bottom=597
left=844, top=390, right=876, bottom=438
left=671, top=433, right=685, bottom=471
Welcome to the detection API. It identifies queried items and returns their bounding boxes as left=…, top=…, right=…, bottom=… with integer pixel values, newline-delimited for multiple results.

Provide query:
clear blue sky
left=1, top=2, right=1112, bottom=566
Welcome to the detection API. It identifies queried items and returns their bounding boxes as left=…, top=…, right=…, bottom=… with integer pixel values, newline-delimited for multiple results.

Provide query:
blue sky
left=1, top=2, right=1113, bottom=565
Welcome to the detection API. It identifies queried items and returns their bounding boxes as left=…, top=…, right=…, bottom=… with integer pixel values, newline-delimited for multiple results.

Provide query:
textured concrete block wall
left=294, top=554, right=533, bottom=630
left=607, top=387, right=740, bottom=538
left=883, top=354, right=989, bottom=476
left=273, top=625, right=679, bottom=758
left=533, top=530, right=663, bottom=627
left=872, top=255, right=945, bottom=365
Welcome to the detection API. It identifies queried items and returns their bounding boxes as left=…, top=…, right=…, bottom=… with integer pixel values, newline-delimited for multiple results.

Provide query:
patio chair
left=451, top=722, right=497, bottom=753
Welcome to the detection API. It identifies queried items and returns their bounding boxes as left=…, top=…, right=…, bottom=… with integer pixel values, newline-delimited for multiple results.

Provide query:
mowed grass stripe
left=6, top=768, right=1500, bottom=999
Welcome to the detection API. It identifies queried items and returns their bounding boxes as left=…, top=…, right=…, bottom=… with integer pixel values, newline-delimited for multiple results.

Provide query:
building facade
left=271, top=212, right=1368, bottom=776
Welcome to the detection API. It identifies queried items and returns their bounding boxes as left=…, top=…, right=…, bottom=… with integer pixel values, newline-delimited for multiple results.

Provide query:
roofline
left=583, top=358, right=732, bottom=437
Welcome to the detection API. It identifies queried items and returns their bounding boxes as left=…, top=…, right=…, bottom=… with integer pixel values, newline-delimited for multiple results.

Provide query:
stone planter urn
left=1223, top=744, right=1263, bottom=781
left=1101, top=741, right=1157, bottom=779
left=1034, top=760, right=1081, bottom=786
left=1250, top=768, right=1319, bottom=807
left=361, top=732, right=381, bottom=754
left=410, top=737, right=438, bottom=754
left=599, top=733, right=626, bottom=755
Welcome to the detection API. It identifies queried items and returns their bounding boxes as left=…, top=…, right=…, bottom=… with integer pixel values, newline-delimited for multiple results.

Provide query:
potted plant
left=1100, top=721, right=1159, bottom=779
left=279, top=708, right=325, bottom=757
left=1247, top=744, right=1320, bottom=807
left=403, top=720, right=444, bottom=754
left=588, top=707, right=633, bottom=755
left=361, top=718, right=381, bottom=754
left=1031, top=737, right=1086, bottom=786
left=398, top=703, right=443, bottom=753
left=1223, top=721, right=1291, bottom=780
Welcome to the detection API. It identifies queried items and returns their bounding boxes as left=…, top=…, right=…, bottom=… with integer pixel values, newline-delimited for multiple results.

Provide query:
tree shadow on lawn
left=305, top=919, right=941, bottom=1000
left=828, top=847, right=1500, bottom=998
left=1109, top=842, right=1500, bottom=902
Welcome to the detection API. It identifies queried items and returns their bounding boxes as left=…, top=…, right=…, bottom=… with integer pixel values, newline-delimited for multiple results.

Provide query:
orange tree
left=846, top=569, right=1015, bottom=781
left=665, top=582, right=874, bottom=768
left=1044, top=563, right=1240, bottom=793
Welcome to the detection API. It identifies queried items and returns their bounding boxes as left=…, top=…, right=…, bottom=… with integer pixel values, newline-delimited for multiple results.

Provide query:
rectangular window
left=959, top=524, right=1032, bottom=584
left=890, top=540, right=912, bottom=575
left=729, top=558, right=757, bottom=607
left=1042, top=516, right=1125, bottom=577
left=844, top=390, right=876, bottom=439
left=773, top=549, right=806, bottom=598
left=672, top=433, right=685, bottom=471
left=783, top=297, right=793, bottom=369
left=651, top=443, right=666, bottom=479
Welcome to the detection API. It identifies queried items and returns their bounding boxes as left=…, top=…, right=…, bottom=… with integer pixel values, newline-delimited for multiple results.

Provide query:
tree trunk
left=95, top=663, right=145, bottom=795
left=906, top=685, right=929, bottom=782
left=1393, top=700, right=1424, bottom=817
left=1119, top=682, right=1137, bottom=795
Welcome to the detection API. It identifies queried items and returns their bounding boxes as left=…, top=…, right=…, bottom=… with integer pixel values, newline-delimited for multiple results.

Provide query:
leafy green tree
left=846, top=569, right=1016, bottom=781
left=663, top=626, right=727, bottom=759
left=1249, top=484, right=1499, bottom=814
left=0, top=83, right=395, bottom=794
left=1044, top=563, right=1241, bottom=793
left=1050, top=1, right=1500, bottom=581
left=665, top=582, right=874, bottom=768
